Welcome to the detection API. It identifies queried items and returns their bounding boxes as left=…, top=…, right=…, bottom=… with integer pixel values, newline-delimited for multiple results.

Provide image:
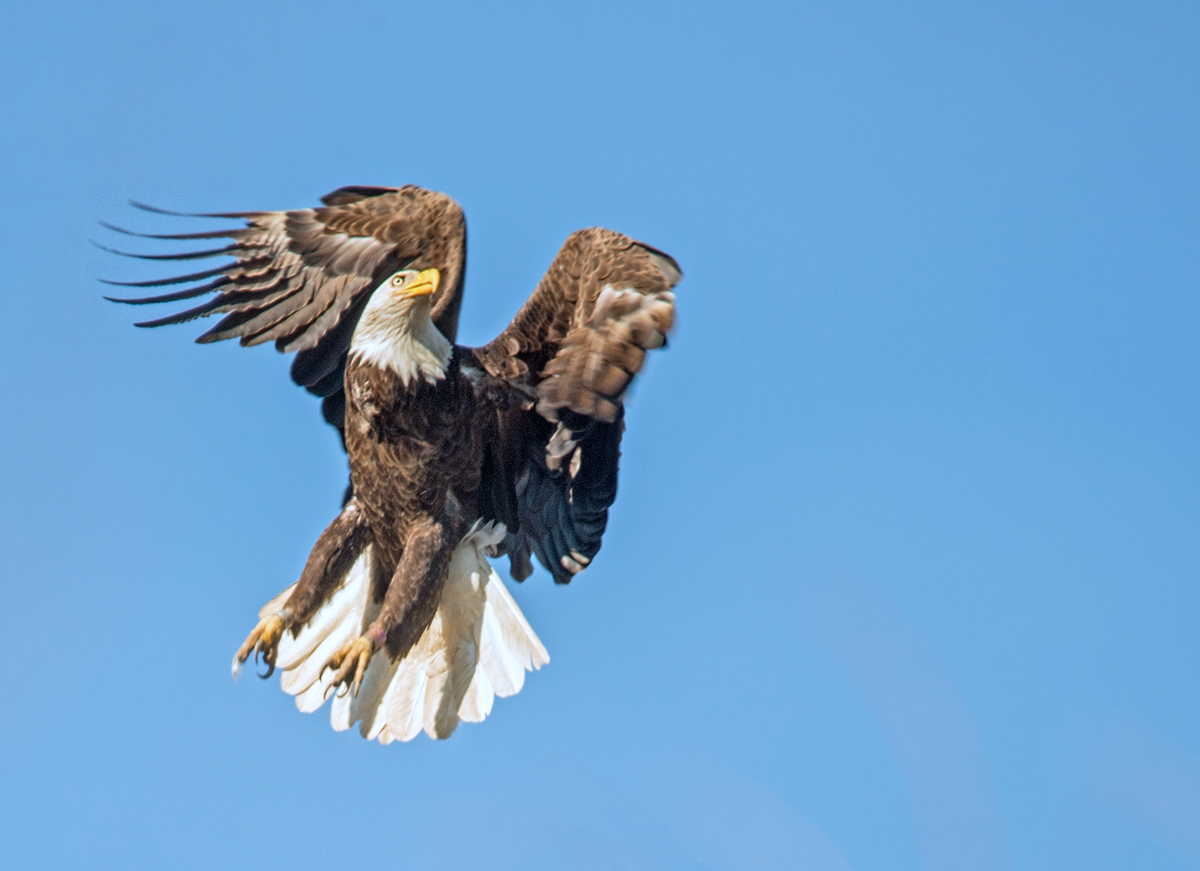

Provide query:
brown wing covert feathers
left=470, top=227, right=682, bottom=585
left=103, top=185, right=467, bottom=447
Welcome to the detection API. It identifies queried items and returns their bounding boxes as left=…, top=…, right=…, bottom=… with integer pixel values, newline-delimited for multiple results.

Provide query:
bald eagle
left=105, top=185, right=680, bottom=742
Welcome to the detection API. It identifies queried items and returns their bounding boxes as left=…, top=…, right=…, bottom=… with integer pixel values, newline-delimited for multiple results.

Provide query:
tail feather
left=255, top=522, right=548, bottom=743
left=457, top=662, right=496, bottom=724
left=381, top=663, right=429, bottom=743
left=480, top=573, right=551, bottom=697
left=345, top=649, right=400, bottom=738
left=420, top=540, right=490, bottom=738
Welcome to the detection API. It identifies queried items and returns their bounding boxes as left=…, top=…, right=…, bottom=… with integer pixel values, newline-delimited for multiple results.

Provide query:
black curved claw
left=254, top=646, right=276, bottom=680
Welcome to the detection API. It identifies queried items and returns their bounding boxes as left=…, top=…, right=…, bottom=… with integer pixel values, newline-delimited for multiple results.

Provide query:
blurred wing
left=102, top=184, right=467, bottom=440
left=473, top=228, right=681, bottom=583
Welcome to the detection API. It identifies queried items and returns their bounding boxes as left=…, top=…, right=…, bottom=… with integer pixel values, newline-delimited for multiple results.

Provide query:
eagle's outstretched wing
left=102, top=185, right=467, bottom=440
left=471, top=228, right=682, bottom=584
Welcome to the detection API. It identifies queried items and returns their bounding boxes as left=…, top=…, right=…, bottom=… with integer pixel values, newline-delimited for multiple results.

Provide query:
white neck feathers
left=349, top=294, right=452, bottom=387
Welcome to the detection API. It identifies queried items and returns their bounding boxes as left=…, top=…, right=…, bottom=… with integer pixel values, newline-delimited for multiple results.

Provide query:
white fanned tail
left=252, top=522, right=549, bottom=742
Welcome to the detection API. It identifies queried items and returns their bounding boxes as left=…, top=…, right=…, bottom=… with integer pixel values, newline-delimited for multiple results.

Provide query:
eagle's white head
left=349, top=268, right=453, bottom=386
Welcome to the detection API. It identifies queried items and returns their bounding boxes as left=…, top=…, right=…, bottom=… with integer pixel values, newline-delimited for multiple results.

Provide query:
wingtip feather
left=90, top=238, right=236, bottom=262
left=96, top=262, right=234, bottom=288
left=129, top=200, right=265, bottom=219
left=98, top=219, right=246, bottom=241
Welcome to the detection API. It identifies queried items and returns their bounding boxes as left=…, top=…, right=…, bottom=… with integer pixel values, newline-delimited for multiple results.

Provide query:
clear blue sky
left=1, top=2, right=1197, bottom=869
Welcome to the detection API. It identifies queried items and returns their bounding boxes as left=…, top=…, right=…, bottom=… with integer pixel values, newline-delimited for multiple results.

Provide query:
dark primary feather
left=90, top=240, right=239, bottom=261
left=105, top=277, right=231, bottom=306
left=133, top=295, right=231, bottom=328
left=494, top=410, right=624, bottom=584
left=129, top=199, right=262, bottom=219
left=99, top=220, right=248, bottom=241
left=100, top=261, right=253, bottom=288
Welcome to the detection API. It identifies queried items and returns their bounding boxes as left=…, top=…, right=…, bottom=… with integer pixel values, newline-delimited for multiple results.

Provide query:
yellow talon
left=323, top=635, right=375, bottom=697
left=232, top=613, right=287, bottom=679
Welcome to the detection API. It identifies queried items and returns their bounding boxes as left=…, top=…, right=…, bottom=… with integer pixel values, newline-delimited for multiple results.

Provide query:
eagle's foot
left=232, top=613, right=288, bottom=680
left=322, top=635, right=375, bottom=697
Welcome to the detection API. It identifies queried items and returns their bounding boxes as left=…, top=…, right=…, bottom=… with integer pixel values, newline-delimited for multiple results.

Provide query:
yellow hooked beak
left=401, top=268, right=440, bottom=299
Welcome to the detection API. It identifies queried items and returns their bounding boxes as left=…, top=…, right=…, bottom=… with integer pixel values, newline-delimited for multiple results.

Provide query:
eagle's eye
left=391, top=275, right=404, bottom=286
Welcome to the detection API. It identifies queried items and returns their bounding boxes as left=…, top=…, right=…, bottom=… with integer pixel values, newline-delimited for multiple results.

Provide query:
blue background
left=1, top=2, right=1197, bottom=868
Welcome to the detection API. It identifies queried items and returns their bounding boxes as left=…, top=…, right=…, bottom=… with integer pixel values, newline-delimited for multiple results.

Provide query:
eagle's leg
left=323, top=514, right=459, bottom=696
left=280, top=500, right=371, bottom=628
left=232, top=500, right=370, bottom=679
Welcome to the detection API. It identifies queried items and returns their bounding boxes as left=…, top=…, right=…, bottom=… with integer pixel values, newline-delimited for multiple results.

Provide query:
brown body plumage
left=343, top=353, right=490, bottom=661
left=106, top=185, right=681, bottom=738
